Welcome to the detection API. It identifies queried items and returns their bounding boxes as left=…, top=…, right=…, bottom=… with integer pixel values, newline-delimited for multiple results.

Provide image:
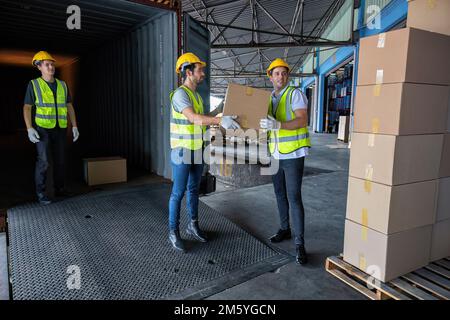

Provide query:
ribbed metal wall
left=319, top=0, right=353, bottom=65
left=79, top=11, right=177, bottom=179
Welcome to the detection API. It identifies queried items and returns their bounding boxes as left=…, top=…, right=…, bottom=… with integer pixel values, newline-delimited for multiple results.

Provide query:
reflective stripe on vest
left=268, top=86, right=311, bottom=154
left=170, top=85, right=206, bottom=150
left=31, top=78, right=68, bottom=129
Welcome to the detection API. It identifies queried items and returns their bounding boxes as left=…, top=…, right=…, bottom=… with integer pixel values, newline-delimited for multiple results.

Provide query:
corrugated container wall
left=77, top=12, right=177, bottom=179
left=319, top=0, right=354, bottom=65
left=364, top=0, right=393, bottom=24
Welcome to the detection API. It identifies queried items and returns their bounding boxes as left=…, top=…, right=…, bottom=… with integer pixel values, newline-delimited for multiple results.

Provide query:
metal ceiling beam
left=211, top=72, right=313, bottom=78
left=197, top=20, right=338, bottom=42
left=254, top=0, right=301, bottom=45
left=210, top=0, right=249, bottom=45
left=211, top=40, right=352, bottom=48
left=284, top=0, right=303, bottom=59
left=184, top=0, right=246, bottom=13
left=195, top=0, right=246, bottom=72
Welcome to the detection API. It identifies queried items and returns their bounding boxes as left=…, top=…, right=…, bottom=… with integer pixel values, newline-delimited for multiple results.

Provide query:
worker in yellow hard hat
left=23, top=51, right=80, bottom=205
left=168, top=52, right=240, bottom=252
left=260, top=58, right=311, bottom=265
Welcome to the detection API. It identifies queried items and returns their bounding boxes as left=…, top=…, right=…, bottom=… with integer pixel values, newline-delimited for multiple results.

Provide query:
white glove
left=72, top=127, right=80, bottom=142
left=220, top=115, right=241, bottom=130
left=27, top=128, right=40, bottom=143
left=260, top=115, right=281, bottom=130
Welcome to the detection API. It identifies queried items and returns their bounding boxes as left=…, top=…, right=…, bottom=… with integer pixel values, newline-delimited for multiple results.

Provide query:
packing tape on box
left=368, top=133, right=376, bottom=147
left=364, top=180, right=372, bottom=193
left=376, top=69, right=384, bottom=85
left=245, top=87, right=254, bottom=96
left=371, top=119, right=380, bottom=134
left=427, top=0, right=436, bottom=9
left=361, top=226, right=368, bottom=241
left=364, top=164, right=373, bottom=193
left=377, top=33, right=386, bottom=48
left=359, top=254, right=367, bottom=271
left=361, top=208, right=369, bottom=227
left=373, top=84, right=381, bottom=97
left=365, top=164, right=373, bottom=180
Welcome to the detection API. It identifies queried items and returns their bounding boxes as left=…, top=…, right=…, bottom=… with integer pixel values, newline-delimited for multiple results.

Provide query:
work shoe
left=37, top=193, right=52, bottom=206
left=186, top=220, right=207, bottom=242
left=269, top=228, right=291, bottom=243
left=169, top=229, right=186, bottom=253
left=296, top=245, right=308, bottom=265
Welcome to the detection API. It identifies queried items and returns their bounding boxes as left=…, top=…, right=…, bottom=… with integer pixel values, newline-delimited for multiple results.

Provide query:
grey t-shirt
left=171, top=87, right=202, bottom=113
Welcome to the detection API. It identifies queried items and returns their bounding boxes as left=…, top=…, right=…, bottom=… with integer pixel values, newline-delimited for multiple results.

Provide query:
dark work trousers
left=271, top=157, right=306, bottom=246
left=35, top=126, right=67, bottom=195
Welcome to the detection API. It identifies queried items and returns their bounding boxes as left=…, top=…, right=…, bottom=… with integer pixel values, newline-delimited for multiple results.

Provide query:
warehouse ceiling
left=182, top=0, right=350, bottom=96
left=0, top=0, right=351, bottom=96
left=0, top=0, right=164, bottom=56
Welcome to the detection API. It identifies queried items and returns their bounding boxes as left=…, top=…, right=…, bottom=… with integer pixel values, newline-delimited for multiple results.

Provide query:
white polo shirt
left=270, top=86, right=309, bottom=160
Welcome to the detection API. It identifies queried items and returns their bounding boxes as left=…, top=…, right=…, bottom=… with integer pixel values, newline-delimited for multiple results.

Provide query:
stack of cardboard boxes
left=344, top=1, right=450, bottom=282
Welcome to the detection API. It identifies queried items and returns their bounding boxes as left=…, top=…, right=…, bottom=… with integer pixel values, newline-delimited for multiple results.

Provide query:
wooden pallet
left=325, top=256, right=450, bottom=300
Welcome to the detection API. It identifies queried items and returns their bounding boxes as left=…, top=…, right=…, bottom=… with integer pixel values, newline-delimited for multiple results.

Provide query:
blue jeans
left=169, top=148, right=204, bottom=231
left=271, top=157, right=306, bottom=246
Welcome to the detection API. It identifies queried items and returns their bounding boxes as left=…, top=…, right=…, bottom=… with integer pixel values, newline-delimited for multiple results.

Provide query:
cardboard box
left=357, top=28, right=450, bottom=86
left=430, top=219, right=450, bottom=262
left=349, top=133, right=443, bottom=185
left=338, top=116, right=350, bottom=142
left=222, top=83, right=271, bottom=130
left=83, top=157, right=127, bottom=186
left=440, top=133, right=450, bottom=177
left=347, top=177, right=437, bottom=234
left=354, top=83, right=449, bottom=135
left=436, top=177, right=450, bottom=222
left=407, top=0, right=450, bottom=36
left=343, top=219, right=432, bottom=282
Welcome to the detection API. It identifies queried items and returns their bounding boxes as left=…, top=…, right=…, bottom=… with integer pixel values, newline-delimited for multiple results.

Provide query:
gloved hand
left=27, top=128, right=40, bottom=143
left=260, top=115, right=281, bottom=130
left=72, top=127, right=80, bottom=142
left=220, top=115, right=241, bottom=130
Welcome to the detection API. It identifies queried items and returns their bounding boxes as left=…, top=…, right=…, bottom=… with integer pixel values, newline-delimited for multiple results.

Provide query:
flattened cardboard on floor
left=407, top=0, right=450, bottom=36
left=343, top=219, right=432, bottom=282
left=83, top=157, right=127, bottom=186
left=346, top=177, right=437, bottom=234
left=440, top=133, right=450, bottom=178
left=357, top=27, right=450, bottom=86
left=436, top=178, right=450, bottom=222
left=353, top=83, right=450, bottom=135
left=430, top=219, right=450, bottom=262
left=222, top=83, right=271, bottom=130
left=349, top=133, right=443, bottom=185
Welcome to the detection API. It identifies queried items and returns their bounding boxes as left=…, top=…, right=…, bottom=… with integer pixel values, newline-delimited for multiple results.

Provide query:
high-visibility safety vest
left=268, top=86, right=311, bottom=154
left=31, top=77, right=68, bottom=129
left=170, top=85, right=206, bottom=150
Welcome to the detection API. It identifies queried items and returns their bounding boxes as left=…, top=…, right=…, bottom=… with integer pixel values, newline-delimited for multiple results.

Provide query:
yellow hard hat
left=32, top=51, right=56, bottom=66
left=267, top=58, right=290, bottom=77
left=176, top=52, right=206, bottom=74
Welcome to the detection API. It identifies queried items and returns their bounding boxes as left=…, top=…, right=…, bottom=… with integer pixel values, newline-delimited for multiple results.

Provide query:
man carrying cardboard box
left=260, top=58, right=311, bottom=265
left=168, top=52, right=240, bottom=253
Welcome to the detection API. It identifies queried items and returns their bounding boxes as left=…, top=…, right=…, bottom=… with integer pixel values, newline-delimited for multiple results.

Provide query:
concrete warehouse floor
left=0, top=131, right=365, bottom=300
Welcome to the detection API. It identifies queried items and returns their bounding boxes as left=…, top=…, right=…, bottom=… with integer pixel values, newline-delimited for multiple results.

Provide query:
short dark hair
left=269, top=66, right=289, bottom=76
left=180, top=63, right=196, bottom=79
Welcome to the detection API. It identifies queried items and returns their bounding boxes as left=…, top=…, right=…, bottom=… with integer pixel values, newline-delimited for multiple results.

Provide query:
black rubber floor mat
left=7, top=184, right=287, bottom=300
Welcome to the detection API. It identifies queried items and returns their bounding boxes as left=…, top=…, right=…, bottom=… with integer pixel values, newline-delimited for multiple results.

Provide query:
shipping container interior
left=0, top=0, right=178, bottom=208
